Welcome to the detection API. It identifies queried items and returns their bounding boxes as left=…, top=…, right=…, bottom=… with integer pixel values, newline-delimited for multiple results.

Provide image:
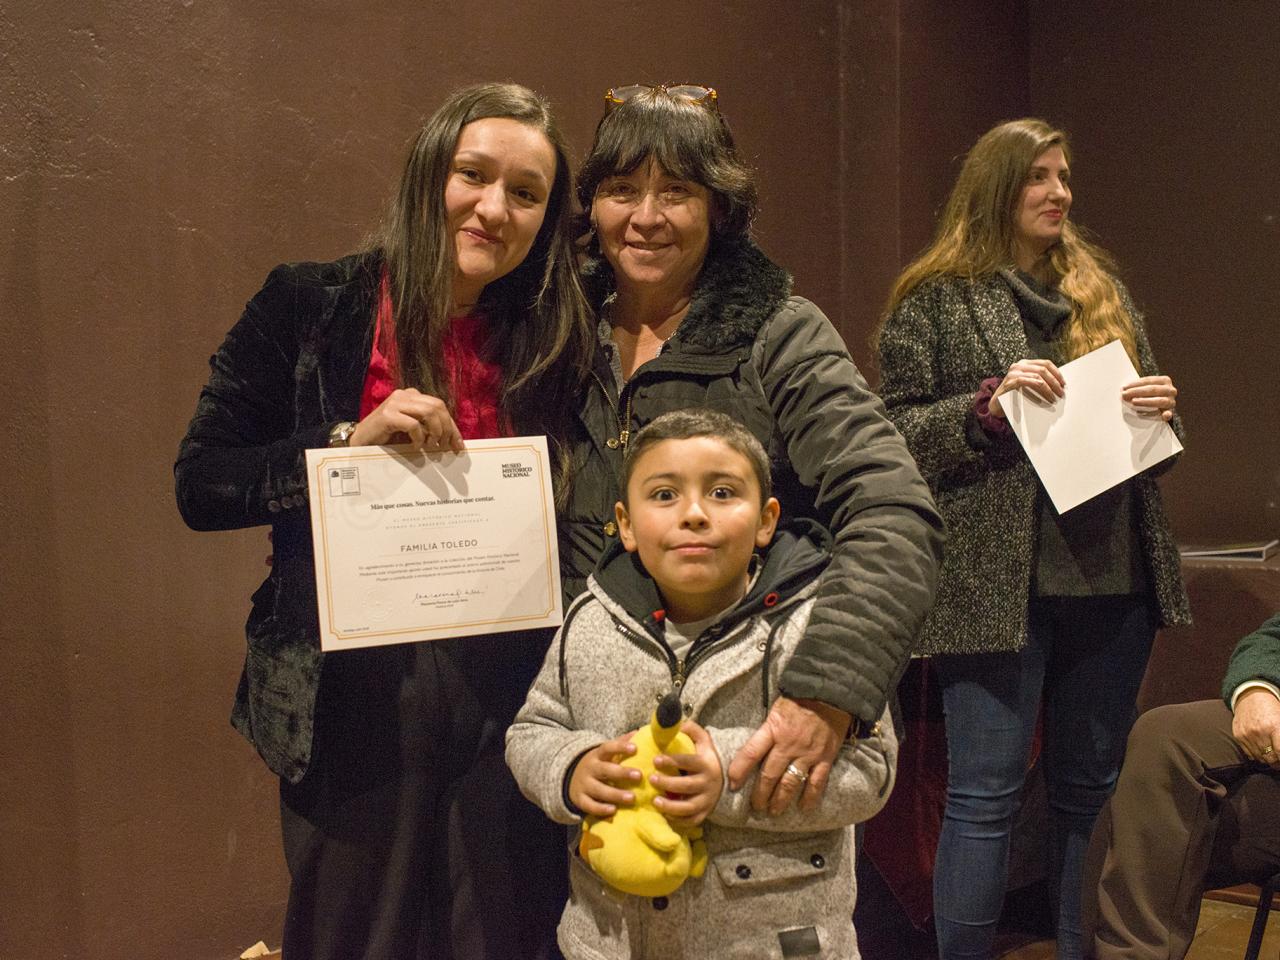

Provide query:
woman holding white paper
left=175, top=84, right=592, bottom=960
left=875, top=118, right=1190, bottom=960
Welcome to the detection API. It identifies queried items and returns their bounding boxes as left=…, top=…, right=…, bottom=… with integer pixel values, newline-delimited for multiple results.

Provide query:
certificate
left=1002, top=339, right=1183, bottom=513
left=305, top=436, right=562, bottom=651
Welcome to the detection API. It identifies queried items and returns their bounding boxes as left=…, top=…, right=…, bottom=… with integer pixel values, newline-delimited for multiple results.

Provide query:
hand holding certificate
left=305, top=436, right=562, bottom=651
left=1001, top=340, right=1183, bottom=513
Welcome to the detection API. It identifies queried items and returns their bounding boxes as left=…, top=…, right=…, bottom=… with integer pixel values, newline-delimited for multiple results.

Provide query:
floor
left=234, top=896, right=1280, bottom=959
left=998, top=896, right=1280, bottom=959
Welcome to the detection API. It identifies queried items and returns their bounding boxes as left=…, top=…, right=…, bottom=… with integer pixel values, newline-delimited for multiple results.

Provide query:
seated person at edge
left=507, top=409, right=899, bottom=960
left=1083, top=612, right=1280, bottom=960
left=875, top=118, right=1189, bottom=960
left=174, top=83, right=592, bottom=960
left=560, top=82, right=942, bottom=821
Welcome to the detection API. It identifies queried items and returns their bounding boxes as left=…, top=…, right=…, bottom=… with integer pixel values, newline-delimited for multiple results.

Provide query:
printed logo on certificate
left=305, top=436, right=563, bottom=651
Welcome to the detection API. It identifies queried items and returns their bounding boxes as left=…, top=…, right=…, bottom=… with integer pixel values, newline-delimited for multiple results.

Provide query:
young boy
left=506, top=409, right=897, bottom=959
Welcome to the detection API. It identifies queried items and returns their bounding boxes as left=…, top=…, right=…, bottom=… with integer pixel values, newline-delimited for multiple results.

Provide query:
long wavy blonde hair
left=881, top=118, right=1137, bottom=363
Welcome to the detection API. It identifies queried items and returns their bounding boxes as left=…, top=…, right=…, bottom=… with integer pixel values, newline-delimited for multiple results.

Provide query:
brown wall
left=1025, top=0, right=1280, bottom=542
left=1, top=2, right=1275, bottom=958
left=837, top=0, right=1029, bottom=364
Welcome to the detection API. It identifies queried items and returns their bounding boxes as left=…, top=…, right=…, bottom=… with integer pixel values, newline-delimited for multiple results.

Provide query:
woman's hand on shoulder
left=349, top=388, right=464, bottom=452
left=727, top=696, right=850, bottom=815
left=1121, top=375, right=1177, bottom=422
left=988, top=358, right=1066, bottom=419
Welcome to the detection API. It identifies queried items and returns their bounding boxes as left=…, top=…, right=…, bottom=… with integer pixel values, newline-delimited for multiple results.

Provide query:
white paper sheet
left=305, top=437, right=562, bottom=651
left=1002, top=339, right=1183, bottom=513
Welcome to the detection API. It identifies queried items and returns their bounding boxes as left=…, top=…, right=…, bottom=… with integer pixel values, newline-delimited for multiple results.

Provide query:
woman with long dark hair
left=176, top=82, right=592, bottom=960
left=876, top=118, right=1190, bottom=960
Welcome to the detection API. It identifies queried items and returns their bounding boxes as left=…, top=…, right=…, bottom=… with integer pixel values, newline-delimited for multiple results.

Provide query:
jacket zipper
left=613, top=619, right=677, bottom=678
left=618, top=385, right=634, bottom=450
left=684, top=619, right=757, bottom=678
left=612, top=616, right=757, bottom=692
left=589, top=370, right=633, bottom=452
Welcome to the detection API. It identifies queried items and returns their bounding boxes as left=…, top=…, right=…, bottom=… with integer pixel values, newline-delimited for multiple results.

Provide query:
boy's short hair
left=620, top=409, right=772, bottom=505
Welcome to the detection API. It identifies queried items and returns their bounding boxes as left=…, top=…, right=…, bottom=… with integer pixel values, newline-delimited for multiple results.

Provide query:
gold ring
left=784, top=762, right=809, bottom=783
left=1264, top=745, right=1275, bottom=756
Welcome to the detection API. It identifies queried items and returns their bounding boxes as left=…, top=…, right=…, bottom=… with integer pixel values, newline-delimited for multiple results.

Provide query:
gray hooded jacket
left=507, top=524, right=896, bottom=959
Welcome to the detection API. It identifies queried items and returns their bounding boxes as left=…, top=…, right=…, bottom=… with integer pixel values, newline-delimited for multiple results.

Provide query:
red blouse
left=359, top=273, right=505, bottom=440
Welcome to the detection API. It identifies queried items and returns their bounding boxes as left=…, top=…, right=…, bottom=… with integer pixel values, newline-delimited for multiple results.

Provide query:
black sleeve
left=755, top=298, right=944, bottom=725
left=174, top=265, right=337, bottom=532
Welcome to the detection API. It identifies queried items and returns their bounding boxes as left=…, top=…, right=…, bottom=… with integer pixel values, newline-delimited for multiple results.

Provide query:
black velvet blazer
left=176, top=253, right=380, bottom=783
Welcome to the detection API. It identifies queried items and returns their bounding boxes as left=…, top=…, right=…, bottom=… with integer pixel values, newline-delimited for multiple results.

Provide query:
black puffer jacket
left=560, top=238, right=943, bottom=726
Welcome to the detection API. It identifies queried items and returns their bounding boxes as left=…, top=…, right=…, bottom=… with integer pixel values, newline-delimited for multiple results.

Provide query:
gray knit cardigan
left=876, top=273, right=1191, bottom=656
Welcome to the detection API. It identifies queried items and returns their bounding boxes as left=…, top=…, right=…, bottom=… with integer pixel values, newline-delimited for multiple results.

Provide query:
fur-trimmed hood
left=581, top=236, right=792, bottom=352
left=590, top=518, right=832, bottom=645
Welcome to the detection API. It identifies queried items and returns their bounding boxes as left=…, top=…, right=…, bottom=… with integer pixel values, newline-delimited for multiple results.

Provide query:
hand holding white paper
left=1002, top=340, right=1182, bottom=513
left=305, top=436, right=563, bottom=650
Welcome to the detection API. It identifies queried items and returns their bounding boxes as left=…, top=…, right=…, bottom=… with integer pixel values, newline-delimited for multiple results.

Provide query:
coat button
left=810, top=853, right=825, bottom=869
left=651, top=896, right=668, bottom=910
left=603, top=521, right=617, bottom=537
left=683, top=703, right=693, bottom=717
left=267, top=499, right=282, bottom=513
left=606, top=437, right=620, bottom=449
left=735, top=864, right=751, bottom=880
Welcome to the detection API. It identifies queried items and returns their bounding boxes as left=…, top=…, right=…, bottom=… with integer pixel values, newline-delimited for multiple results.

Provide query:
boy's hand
left=650, top=721, right=723, bottom=827
left=568, top=733, right=641, bottom=817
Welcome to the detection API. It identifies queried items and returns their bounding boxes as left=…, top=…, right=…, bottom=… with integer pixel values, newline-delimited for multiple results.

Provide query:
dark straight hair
left=576, top=87, right=759, bottom=246
left=369, top=82, right=592, bottom=496
left=620, top=408, right=773, bottom=506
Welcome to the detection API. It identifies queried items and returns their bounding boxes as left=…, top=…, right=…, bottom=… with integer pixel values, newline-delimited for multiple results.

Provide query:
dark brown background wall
left=1026, top=2, right=1280, bottom=543
left=2, top=2, right=1275, bottom=957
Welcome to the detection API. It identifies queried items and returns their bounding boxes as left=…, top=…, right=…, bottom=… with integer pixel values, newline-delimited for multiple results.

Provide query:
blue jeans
left=932, top=596, right=1155, bottom=960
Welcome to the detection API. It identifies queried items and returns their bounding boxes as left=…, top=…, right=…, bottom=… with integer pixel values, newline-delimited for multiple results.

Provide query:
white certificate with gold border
left=305, top=437, right=562, bottom=651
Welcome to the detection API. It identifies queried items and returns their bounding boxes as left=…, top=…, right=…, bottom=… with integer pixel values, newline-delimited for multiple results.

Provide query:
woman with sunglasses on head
left=558, top=83, right=942, bottom=834
left=875, top=119, right=1189, bottom=960
left=175, top=83, right=592, bottom=960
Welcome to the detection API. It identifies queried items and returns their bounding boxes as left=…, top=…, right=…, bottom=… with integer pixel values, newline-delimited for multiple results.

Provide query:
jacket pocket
left=692, top=832, right=854, bottom=958
left=712, top=832, right=841, bottom=892
left=559, top=850, right=630, bottom=960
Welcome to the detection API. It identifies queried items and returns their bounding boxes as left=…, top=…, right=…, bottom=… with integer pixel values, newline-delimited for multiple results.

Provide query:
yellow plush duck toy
left=579, top=691, right=710, bottom=897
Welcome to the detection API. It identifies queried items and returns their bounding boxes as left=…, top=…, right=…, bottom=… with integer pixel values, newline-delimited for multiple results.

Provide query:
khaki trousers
left=1083, top=699, right=1280, bottom=959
